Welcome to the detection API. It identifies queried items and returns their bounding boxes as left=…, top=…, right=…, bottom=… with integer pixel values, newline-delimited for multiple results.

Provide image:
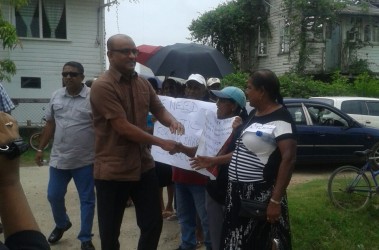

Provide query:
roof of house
left=338, top=4, right=379, bottom=16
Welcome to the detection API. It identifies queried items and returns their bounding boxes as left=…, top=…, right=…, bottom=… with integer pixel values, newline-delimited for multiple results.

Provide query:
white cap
left=186, top=74, right=206, bottom=86
left=206, top=78, right=221, bottom=87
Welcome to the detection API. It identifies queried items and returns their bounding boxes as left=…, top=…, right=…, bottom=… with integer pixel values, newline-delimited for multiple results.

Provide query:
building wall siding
left=256, top=0, right=293, bottom=75
left=0, top=0, right=105, bottom=125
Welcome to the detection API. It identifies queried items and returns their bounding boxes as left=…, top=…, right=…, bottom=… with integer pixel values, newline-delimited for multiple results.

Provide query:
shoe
left=162, top=210, right=174, bottom=219
left=47, top=221, right=72, bottom=244
left=81, top=240, right=95, bottom=250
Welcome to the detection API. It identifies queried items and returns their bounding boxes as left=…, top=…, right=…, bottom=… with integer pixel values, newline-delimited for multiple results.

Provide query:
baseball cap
left=186, top=74, right=206, bottom=86
left=206, top=78, right=221, bottom=87
left=210, top=86, right=246, bottom=109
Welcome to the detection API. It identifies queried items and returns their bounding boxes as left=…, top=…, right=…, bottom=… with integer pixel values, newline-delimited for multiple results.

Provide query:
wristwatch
left=0, top=138, right=29, bottom=159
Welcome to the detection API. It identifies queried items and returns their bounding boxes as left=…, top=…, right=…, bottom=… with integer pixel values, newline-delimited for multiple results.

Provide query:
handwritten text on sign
left=151, top=96, right=234, bottom=177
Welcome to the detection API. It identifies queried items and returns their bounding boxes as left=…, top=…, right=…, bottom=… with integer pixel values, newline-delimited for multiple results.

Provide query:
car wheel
left=370, top=142, right=379, bottom=169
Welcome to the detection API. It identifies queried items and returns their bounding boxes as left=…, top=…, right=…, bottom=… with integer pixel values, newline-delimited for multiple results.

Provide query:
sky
left=104, top=0, right=228, bottom=47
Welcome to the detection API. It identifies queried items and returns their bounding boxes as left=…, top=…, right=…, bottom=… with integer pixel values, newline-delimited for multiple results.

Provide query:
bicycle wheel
left=29, top=133, right=49, bottom=151
left=328, top=165, right=371, bottom=211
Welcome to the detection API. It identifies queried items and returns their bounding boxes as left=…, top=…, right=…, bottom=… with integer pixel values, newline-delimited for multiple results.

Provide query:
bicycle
left=29, top=117, right=50, bottom=151
left=327, top=149, right=379, bottom=211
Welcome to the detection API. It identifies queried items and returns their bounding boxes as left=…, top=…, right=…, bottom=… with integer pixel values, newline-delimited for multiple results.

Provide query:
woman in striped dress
left=221, top=69, right=297, bottom=250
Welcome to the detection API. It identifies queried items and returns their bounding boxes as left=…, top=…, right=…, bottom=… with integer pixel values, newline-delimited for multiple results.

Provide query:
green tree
left=188, top=0, right=269, bottom=70
left=0, top=0, right=28, bottom=82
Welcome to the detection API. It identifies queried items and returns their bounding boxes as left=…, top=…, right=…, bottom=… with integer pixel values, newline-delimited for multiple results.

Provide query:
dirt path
left=3, top=165, right=332, bottom=250
left=290, top=167, right=331, bottom=186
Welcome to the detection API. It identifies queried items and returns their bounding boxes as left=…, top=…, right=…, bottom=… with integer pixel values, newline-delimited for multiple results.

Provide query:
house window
left=15, top=0, right=66, bottom=39
left=279, top=19, right=290, bottom=54
left=305, top=16, right=324, bottom=41
left=21, top=77, right=41, bottom=89
left=258, top=26, right=268, bottom=56
left=347, top=17, right=362, bottom=42
left=364, top=18, right=379, bottom=43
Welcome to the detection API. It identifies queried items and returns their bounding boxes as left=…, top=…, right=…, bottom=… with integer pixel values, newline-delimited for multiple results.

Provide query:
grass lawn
left=289, top=179, right=379, bottom=250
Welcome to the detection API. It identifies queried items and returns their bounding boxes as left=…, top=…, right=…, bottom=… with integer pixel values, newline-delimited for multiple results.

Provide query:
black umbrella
left=145, top=43, right=233, bottom=79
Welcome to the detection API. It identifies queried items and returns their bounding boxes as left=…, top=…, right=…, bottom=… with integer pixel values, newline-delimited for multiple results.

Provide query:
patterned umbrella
left=145, top=43, right=233, bottom=79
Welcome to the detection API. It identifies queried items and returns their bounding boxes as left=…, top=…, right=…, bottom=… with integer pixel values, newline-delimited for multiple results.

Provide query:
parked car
left=283, top=99, right=379, bottom=167
left=309, top=96, right=379, bottom=129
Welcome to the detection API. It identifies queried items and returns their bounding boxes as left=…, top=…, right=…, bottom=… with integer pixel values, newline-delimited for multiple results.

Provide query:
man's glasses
left=62, top=72, right=82, bottom=78
left=110, top=48, right=139, bottom=56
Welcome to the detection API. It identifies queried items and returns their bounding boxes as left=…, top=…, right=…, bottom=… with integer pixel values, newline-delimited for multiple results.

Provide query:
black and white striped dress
left=221, top=107, right=296, bottom=250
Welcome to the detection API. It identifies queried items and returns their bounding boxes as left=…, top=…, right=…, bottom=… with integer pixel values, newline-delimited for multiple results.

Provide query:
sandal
left=196, top=241, right=203, bottom=249
left=162, top=210, right=173, bottom=219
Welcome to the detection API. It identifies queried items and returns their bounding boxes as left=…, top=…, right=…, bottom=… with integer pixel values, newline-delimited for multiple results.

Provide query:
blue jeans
left=175, top=183, right=211, bottom=250
left=47, top=165, right=95, bottom=242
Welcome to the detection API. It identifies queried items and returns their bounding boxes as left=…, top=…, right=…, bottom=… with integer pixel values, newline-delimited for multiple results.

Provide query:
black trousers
left=95, top=168, right=163, bottom=250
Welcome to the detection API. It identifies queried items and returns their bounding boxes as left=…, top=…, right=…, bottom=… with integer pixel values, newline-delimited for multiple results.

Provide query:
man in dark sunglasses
left=35, top=61, right=96, bottom=250
left=90, top=34, right=185, bottom=250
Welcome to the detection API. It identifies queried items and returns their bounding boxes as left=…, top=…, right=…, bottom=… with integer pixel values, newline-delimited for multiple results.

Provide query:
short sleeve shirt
left=46, top=84, right=94, bottom=169
left=228, top=107, right=297, bottom=182
left=90, top=67, right=165, bottom=181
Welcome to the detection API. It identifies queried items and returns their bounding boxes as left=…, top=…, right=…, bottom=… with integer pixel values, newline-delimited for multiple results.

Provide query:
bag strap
left=234, top=112, right=256, bottom=196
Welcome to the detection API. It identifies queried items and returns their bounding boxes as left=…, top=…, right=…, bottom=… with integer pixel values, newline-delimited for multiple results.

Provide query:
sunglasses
left=62, top=72, right=82, bottom=77
left=110, top=48, right=139, bottom=56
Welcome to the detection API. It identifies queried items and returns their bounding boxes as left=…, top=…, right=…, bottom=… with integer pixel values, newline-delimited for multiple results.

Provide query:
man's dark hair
left=148, top=77, right=159, bottom=91
left=63, top=61, right=84, bottom=74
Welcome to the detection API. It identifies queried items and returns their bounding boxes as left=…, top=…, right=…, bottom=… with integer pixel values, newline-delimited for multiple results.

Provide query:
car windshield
left=307, top=106, right=348, bottom=127
left=287, top=102, right=351, bottom=127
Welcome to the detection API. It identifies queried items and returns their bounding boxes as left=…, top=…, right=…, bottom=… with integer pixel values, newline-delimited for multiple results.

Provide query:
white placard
left=151, top=96, right=233, bottom=177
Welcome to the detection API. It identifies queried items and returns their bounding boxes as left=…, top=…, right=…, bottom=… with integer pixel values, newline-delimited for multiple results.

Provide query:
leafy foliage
left=0, top=0, right=28, bottom=81
left=225, top=70, right=379, bottom=98
left=188, top=0, right=269, bottom=70
left=221, top=71, right=249, bottom=90
left=0, top=59, right=16, bottom=82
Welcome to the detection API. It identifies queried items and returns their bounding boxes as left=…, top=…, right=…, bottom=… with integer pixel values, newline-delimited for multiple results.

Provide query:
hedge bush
left=221, top=70, right=379, bottom=98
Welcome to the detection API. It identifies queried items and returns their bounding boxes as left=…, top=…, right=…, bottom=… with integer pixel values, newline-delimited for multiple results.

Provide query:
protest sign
left=151, top=96, right=234, bottom=177
left=195, top=111, right=234, bottom=179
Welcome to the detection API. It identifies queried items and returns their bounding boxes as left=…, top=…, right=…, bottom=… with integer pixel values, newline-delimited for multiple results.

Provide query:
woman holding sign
left=221, top=69, right=297, bottom=250
left=173, top=86, right=248, bottom=250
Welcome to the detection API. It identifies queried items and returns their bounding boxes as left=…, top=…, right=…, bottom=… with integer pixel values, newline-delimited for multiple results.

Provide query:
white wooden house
left=1, top=0, right=109, bottom=126
left=254, top=0, right=379, bottom=76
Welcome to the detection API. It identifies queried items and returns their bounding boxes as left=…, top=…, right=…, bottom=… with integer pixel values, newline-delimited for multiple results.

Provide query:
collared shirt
left=46, top=84, right=94, bottom=169
left=90, top=67, right=165, bottom=181
left=0, top=83, right=15, bottom=113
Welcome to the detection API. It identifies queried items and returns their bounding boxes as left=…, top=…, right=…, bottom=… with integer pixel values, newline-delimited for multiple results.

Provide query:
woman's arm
left=267, top=138, right=297, bottom=223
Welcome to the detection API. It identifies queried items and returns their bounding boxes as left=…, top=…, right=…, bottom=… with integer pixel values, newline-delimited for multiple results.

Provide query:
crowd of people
left=0, top=33, right=297, bottom=250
